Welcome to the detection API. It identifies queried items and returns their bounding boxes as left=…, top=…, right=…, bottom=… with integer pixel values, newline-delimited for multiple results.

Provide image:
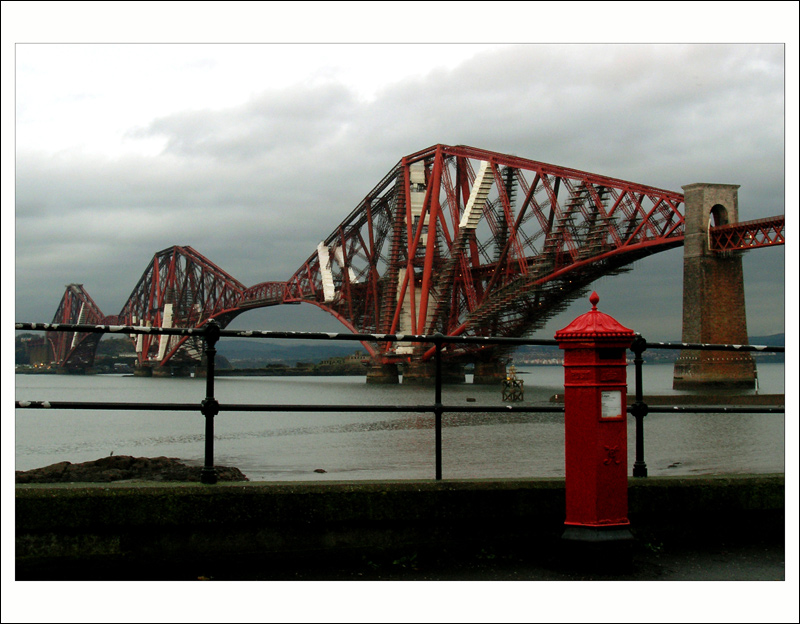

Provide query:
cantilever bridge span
left=43, top=145, right=784, bottom=380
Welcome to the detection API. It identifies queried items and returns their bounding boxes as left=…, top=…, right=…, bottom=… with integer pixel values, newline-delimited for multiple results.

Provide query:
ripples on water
left=15, top=364, right=784, bottom=481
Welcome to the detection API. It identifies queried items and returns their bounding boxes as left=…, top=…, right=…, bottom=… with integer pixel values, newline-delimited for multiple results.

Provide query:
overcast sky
left=6, top=5, right=797, bottom=346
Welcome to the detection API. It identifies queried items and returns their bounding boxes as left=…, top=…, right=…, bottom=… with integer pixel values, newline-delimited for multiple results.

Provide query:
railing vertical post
left=201, top=320, right=221, bottom=485
left=433, top=334, right=443, bottom=481
left=631, top=335, right=649, bottom=478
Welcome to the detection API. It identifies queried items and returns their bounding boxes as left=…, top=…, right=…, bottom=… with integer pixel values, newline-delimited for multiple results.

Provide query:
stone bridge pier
left=673, top=183, right=756, bottom=389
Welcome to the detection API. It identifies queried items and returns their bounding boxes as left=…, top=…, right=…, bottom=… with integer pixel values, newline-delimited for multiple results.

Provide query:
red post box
left=555, top=292, right=635, bottom=546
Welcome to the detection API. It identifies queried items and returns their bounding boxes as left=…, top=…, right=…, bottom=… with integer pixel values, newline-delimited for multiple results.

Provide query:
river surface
left=14, top=363, right=785, bottom=481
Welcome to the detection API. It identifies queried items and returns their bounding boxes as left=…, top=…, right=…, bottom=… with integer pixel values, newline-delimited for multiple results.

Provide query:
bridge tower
left=673, top=183, right=755, bottom=389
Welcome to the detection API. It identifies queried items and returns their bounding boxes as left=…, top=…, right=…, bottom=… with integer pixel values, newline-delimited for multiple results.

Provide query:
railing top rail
left=15, top=400, right=782, bottom=414
left=15, top=322, right=561, bottom=348
left=17, top=323, right=784, bottom=352
left=641, top=338, right=784, bottom=353
left=15, top=400, right=566, bottom=414
left=18, top=322, right=784, bottom=354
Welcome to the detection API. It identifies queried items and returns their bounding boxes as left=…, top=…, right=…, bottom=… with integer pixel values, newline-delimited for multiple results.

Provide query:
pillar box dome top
left=555, top=292, right=635, bottom=341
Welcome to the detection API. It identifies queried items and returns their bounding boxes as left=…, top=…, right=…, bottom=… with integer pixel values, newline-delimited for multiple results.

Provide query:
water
left=14, top=364, right=785, bottom=481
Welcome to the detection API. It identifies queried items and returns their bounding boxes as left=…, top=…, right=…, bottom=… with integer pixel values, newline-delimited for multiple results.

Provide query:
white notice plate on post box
left=601, top=390, right=623, bottom=419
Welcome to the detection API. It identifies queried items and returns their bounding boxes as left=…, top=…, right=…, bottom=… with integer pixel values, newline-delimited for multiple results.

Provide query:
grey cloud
left=349, top=44, right=783, bottom=199
left=137, top=83, right=359, bottom=162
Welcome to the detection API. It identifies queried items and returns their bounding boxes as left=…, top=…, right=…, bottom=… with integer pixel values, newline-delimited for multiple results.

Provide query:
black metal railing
left=15, top=322, right=784, bottom=482
left=627, top=336, right=785, bottom=477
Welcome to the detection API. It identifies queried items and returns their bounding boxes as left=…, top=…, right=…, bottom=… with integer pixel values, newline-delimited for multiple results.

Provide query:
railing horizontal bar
left=218, top=404, right=431, bottom=413
left=16, top=400, right=781, bottom=415
left=217, top=404, right=566, bottom=414
left=15, top=322, right=559, bottom=347
left=644, top=340, right=784, bottom=353
left=17, top=322, right=783, bottom=352
left=220, top=331, right=561, bottom=348
left=15, top=401, right=200, bottom=411
left=15, top=400, right=564, bottom=414
left=643, top=405, right=785, bottom=414
left=16, top=323, right=205, bottom=337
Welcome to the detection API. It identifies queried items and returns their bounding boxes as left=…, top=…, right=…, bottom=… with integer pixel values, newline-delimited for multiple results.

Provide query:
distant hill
left=747, top=333, right=784, bottom=346
left=216, top=339, right=363, bottom=366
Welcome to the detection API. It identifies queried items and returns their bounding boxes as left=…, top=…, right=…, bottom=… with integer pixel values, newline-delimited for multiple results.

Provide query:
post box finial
left=555, top=291, right=634, bottom=341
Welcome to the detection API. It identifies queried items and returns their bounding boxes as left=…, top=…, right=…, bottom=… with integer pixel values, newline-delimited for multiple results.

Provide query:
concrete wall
left=16, top=475, right=784, bottom=579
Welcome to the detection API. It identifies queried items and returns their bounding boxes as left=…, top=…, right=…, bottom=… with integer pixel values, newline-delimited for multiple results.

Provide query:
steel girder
left=117, top=245, right=246, bottom=368
left=46, top=284, right=112, bottom=369
left=279, top=159, right=403, bottom=355
left=238, top=282, right=288, bottom=308
left=709, top=215, right=785, bottom=252
left=288, top=144, right=687, bottom=363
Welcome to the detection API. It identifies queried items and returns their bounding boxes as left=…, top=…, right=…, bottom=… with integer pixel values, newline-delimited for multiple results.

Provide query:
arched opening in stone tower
left=710, top=203, right=730, bottom=227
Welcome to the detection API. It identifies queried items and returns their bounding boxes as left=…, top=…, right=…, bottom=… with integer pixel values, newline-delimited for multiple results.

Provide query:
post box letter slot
left=599, top=348, right=624, bottom=360
left=600, top=390, right=623, bottom=419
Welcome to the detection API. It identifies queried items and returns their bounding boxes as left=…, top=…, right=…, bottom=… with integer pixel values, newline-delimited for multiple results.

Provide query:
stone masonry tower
left=673, top=183, right=756, bottom=389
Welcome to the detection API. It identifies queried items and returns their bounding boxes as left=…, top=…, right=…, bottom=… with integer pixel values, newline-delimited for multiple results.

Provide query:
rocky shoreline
left=15, top=455, right=248, bottom=484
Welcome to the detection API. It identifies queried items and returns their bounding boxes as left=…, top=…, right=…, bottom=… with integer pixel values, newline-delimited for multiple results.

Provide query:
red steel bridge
left=43, top=144, right=785, bottom=374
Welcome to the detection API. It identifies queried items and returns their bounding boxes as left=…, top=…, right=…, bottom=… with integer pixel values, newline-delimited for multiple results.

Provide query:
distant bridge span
left=43, top=144, right=784, bottom=377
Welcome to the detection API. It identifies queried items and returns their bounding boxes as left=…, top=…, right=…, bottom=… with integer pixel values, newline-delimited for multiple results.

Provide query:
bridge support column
left=472, top=361, right=507, bottom=385
left=673, top=183, right=755, bottom=390
left=401, top=361, right=465, bottom=385
left=133, top=365, right=153, bottom=377
left=56, top=367, right=91, bottom=375
left=365, top=363, right=400, bottom=384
